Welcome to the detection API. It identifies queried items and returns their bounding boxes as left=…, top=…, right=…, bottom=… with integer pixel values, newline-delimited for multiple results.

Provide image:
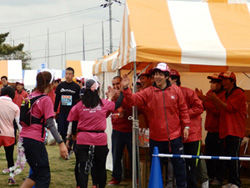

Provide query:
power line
left=0, top=6, right=101, bottom=28
left=12, top=19, right=112, bottom=42
left=31, top=47, right=103, bottom=60
left=29, top=38, right=120, bottom=53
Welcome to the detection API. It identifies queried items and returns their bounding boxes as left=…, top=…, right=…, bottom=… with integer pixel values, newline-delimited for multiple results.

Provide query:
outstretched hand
left=121, top=74, right=130, bottom=89
left=195, top=88, right=206, bottom=101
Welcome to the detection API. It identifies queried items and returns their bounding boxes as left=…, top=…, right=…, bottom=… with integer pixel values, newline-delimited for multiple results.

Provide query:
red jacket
left=181, top=87, right=203, bottom=143
left=111, top=96, right=132, bottom=132
left=13, top=90, right=28, bottom=108
left=123, top=84, right=190, bottom=141
left=204, top=90, right=225, bottom=133
left=219, top=87, right=247, bottom=139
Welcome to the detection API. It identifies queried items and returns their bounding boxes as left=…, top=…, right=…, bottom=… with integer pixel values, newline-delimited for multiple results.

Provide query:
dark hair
left=1, top=86, right=15, bottom=99
left=36, top=71, right=52, bottom=93
left=66, top=67, right=74, bottom=74
left=1, top=76, right=8, bottom=80
left=81, top=89, right=103, bottom=108
left=112, top=76, right=122, bottom=81
left=152, top=69, right=169, bottom=77
left=170, top=75, right=181, bottom=86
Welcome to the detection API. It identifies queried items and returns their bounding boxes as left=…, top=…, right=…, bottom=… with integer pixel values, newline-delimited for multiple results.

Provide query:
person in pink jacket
left=121, top=63, right=190, bottom=188
left=0, top=86, right=21, bottom=185
left=170, top=69, right=205, bottom=188
left=66, top=78, right=123, bottom=188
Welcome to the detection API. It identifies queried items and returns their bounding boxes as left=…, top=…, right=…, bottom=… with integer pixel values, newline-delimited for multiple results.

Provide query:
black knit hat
left=85, top=79, right=96, bottom=89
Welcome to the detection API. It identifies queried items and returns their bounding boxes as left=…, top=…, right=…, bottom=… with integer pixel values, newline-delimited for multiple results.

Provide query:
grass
left=0, top=145, right=132, bottom=188
left=1, top=145, right=250, bottom=187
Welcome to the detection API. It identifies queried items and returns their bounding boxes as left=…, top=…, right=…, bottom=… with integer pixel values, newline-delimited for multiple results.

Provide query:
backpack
left=20, top=95, right=46, bottom=127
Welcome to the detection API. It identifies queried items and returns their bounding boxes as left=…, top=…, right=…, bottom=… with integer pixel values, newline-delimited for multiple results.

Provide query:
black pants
left=58, top=112, right=69, bottom=142
left=223, top=136, right=242, bottom=187
left=23, top=138, right=50, bottom=188
left=111, top=130, right=132, bottom=181
left=4, top=144, right=14, bottom=168
left=205, top=132, right=224, bottom=181
left=75, top=144, right=109, bottom=188
left=150, top=137, right=187, bottom=188
left=183, top=141, right=200, bottom=188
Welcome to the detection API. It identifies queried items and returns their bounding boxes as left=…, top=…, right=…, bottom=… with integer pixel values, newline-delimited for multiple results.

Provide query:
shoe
left=230, top=184, right=239, bottom=188
left=201, top=180, right=209, bottom=188
left=222, top=183, right=232, bottom=188
left=108, top=178, right=120, bottom=185
left=8, top=177, right=16, bottom=185
left=2, top=168, right=9, bottom=174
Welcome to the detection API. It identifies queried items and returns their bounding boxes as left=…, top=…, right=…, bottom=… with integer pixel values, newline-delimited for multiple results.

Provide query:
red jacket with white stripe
left=180, top=87, right=203, bottom=143
left=123, top=84, right=190, bottom=141
left=219, top=87, right=247, bottom=139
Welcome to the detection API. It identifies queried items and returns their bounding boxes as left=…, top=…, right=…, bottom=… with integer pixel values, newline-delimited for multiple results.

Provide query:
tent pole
left=132, top=61, right=141, bottom=188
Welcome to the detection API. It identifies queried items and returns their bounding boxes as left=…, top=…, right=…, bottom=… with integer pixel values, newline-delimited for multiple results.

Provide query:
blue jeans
left=149, top=137, right=187, bottom=188
left=111, top=130, right=132, bottom=181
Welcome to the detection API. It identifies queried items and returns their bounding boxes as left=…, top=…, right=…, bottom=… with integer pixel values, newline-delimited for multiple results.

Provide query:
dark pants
left=223, top=135, right=242, bottom=187
left=149, top=137, right=187, bottom=188
left=58, top=112, right=69, bottom=142
left=111, top=130, right=132, bottom=181
left=205, top=132, right=224, bottom=181
left=75, top=144, right=109, bottom=188
left=184, top=141, right=200, bottom=188
left=4, top=144, right=14, bottom=168
left=23, top=138, right=50, bottom=188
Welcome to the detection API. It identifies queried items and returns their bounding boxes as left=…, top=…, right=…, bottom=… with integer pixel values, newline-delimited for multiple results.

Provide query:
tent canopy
left=92, top=50, right=118, bottom=75
left=0, top=60, right=23, bottom=82
left=117, top=0, right=250, bottom=72
left=66, top=60, right=95, bottom=78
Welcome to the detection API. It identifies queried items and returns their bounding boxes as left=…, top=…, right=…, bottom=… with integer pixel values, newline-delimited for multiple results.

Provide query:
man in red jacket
left=170, top=69, right=204, bottom=188
left=108, top=76, right=132, bottom=185
left=196, top=73, right=225, bottom=186
left=121, top=63, right=190, bottom=188
left=208, top=71, right=246, bottom=188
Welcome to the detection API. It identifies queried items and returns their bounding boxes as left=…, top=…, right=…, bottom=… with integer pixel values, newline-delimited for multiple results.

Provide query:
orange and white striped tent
left=92, top=50, right=118, bottom=75
left=66, top=60, right=95, bottom=78
left=0, top=60, right=23, bottom=82
left=117, top=0, right=250, bottom=72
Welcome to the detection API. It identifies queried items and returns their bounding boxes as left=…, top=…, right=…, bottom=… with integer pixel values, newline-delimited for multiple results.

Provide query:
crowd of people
left=0, top=63, right=249, bottom=188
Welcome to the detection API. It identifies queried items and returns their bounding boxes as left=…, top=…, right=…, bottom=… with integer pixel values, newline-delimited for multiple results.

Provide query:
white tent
left=0, top=60, right=22, bottom=83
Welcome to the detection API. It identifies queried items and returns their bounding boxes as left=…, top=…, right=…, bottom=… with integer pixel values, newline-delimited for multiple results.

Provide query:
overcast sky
left=0, top=0, right=124, bottom=69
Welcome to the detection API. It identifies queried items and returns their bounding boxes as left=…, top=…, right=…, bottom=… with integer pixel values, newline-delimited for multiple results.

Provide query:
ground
left=0, top=145, right=250, bottom=187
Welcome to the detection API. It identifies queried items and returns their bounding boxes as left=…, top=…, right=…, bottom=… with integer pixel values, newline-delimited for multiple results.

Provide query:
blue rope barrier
left=152, top=154, right=250, bottom=161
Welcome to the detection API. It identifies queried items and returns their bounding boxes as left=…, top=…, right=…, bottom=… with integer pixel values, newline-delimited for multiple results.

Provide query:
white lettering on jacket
left=60, top=88, right=76, bottom=94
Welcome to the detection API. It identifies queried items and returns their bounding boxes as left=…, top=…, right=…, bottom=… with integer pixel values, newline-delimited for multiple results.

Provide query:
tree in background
left=0, top=32, right=31, bottom=69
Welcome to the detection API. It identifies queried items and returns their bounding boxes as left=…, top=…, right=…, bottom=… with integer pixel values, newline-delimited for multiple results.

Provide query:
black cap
left=86, top=79, right=96, bottom=89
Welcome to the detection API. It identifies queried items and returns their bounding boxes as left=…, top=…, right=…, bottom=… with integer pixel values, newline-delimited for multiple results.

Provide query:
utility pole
left=47, top=28, right=50, bottom=68
left=28, top=33, right=30, bottom=51
left=109, top=0, right=113, bottom=53
left=101, top=0, right=121, bottom=54
left=102, top=21, right=105, bottom=56
left=61, top=44, right=64, bottom=69
left=64, top=32, right=67, bottom=68
left=82, top=24, right=85, bottom=60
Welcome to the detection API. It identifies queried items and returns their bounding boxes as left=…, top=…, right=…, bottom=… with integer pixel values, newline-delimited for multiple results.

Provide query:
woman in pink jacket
left=66, top=78, right=123, bottom=188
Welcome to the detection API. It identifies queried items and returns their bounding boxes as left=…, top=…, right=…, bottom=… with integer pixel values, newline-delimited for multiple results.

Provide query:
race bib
left=61, top=95, right=72, bottom=106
